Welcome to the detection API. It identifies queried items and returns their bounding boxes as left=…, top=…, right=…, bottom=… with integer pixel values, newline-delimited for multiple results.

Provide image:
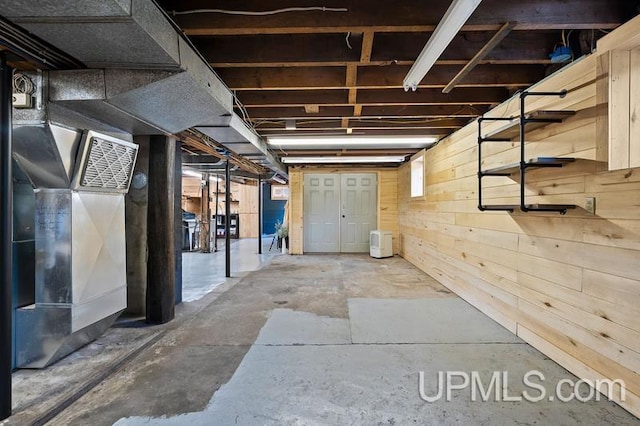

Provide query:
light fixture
left=272, top=174, right=287, bottom=184
left=267, top=136, right=438, bottom=147
left=182, top=169, right=221, bottom=181
left=281, top=156, right=406, bottom=164
left=403, top=0, right=483, bottom=91
left=182, top=169, right=202, bottom=178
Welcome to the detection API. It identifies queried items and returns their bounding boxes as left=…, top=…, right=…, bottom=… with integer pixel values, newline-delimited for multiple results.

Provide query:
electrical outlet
left=12, top=93, right=32, bottom=108
left=585, top=197, right=596, bottom=215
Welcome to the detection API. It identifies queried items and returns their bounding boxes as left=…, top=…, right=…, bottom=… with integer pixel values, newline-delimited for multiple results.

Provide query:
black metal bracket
left=477, top=90, right=576, bottom=214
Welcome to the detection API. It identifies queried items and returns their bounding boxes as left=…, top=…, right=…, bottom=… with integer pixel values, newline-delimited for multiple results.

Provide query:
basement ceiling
left=156, top=0, right=637, bottom=163
left=1, top=1, right=638, bottom=172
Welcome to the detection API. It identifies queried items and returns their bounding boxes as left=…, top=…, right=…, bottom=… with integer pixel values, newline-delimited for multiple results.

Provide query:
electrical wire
left=171, top=7, right=348, bottom=16
left=345, top=32, right=353, bottom=50
left=12, top=73, right=35, bottom=94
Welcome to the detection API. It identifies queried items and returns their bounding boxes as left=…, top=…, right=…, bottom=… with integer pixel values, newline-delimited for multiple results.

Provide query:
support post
left=258, top=176, right=263, bottom=254
left=125, top=136, right=150, bottom=315
left=213, top=175, right=219, bottom=252
left=199, top=172, right=211, bottom=253
left=225, top=159, right=231, bottom=278
left=1, top=53, right=13, bottom=421
left=174, top=140, right=182, bottom=305
left=146, top=136, right=176, bottom=324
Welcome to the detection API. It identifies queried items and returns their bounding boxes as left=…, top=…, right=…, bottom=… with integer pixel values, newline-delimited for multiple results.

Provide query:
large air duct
left=0, top=0, right=286, bottom=175
left=13, top=122, right=138, bottom=368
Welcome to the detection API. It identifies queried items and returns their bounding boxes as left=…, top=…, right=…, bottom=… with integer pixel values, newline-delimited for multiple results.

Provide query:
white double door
left=303, top=173, right=377, bottom=253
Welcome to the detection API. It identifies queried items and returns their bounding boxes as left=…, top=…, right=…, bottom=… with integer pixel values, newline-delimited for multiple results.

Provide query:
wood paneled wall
left=398, top=53, right=640, bottom=416
left=288, top=167, right=398, bottom=255
left=238, top=182, right=259, bottom=238
left=181, top=177, right=260, bottom=238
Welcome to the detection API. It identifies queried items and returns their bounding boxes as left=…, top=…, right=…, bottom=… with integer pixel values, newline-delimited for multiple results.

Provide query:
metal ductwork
left=196, top=115, right=287, bottom=175
left=1, top=0, right=286, bottom=174
left=12, top=121, right=138, bottom=368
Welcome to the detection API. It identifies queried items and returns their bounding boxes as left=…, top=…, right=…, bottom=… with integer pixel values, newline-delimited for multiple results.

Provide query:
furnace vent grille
left=76, top=134, right=138, bottom=193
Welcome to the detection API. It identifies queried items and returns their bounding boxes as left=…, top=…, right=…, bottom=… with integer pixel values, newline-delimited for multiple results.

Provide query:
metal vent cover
left=73, top=131, right=138, bottom=193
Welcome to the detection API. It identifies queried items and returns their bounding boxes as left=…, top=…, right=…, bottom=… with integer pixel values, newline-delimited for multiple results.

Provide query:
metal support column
left=258, top=176, right=263, bottom=254
left=225, top=159, right=231, bottom=278
left=1, top=53, right=13, bottom=421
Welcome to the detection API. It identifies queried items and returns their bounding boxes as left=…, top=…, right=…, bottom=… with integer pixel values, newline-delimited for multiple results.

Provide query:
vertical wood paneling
left=630, top=49, right=640, bottom=168
left=609, top=50, right=631, bottom=170
left=239, top=183, right=259, bottom=238
left=289, top=169, right=304, bottom=254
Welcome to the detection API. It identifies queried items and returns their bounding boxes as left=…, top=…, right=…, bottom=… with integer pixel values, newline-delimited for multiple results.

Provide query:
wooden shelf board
left=484, top=110, right=576, bottom=140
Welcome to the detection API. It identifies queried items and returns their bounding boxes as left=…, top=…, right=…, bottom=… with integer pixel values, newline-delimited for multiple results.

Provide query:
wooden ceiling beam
left=255, top=118, right=468, bottom=129
left=195, top=31, right=558, bottom=65
left=237, top=87, right=508, bottom=107
left=371, top=31, right=557, bottom=63
left=194, top=33, right=362, bottom=64
left=244, top=105, right=488, bottom=119
left=258, top=128, right=448, bottom=136
left=361, top=105, right=489, bottom=117
left=443, top=21, right=517, bottom=93
left=360, top=31, right=375, bottom=63
left=157, top=0, right=630, bottom=35
left=217, top=64, right=545, bottom=90
left=210, top=59, right=550, bottom=68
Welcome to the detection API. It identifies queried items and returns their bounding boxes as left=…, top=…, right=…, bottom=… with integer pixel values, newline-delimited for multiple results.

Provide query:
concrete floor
left=4, top=253, right=638, bottom=425
left=182, top=237, right=278, bottom=302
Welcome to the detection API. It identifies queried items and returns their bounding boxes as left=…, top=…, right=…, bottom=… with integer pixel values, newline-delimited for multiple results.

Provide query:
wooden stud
left=360, top=31, right=375, bottom=63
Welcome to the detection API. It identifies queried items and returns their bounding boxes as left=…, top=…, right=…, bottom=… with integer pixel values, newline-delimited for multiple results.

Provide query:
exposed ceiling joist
left=443, top=21, right=517, bottom=93
left=155, top=0, right=635, bottom=162
left=178, top=128, right=269, bottom=177
left=162, top=0, right=629, bottom=35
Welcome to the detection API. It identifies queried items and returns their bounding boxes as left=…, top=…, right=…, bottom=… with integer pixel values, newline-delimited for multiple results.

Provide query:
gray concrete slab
left=7, top=255, right=637, bottom=426
left=114, top=335, right=634, bottom=425
left=349, top=298, right=523, bottom=344
left=182, top=238, right=277, bottom=302
left=255, top=309, right=351, bottom=345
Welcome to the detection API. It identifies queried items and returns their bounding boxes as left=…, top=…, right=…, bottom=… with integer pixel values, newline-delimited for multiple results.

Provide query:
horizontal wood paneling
left=182, top=178, right=259, bottom=237
left=398, top=53, right=640, bottom=417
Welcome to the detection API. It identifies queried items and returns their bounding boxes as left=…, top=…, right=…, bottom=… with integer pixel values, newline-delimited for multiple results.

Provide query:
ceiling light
left=281, top=156, right=406, bottom=164
left=403, top=0, right=483, bottom=91
left=272, top=175, right=287, bottom=184
left=182, top=169, right=202, bottom=178
left=267, top=136, right=437, bottom=147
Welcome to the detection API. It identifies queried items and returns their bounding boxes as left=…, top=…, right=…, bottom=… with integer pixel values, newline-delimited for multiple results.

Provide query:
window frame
left=410, top=153, right=425, bottom=199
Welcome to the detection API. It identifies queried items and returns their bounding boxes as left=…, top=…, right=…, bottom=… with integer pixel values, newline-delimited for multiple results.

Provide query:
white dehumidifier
left=370, top=230, right=393, bottom=258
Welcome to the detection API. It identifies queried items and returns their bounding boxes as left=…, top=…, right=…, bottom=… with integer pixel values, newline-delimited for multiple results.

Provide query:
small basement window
left=411, top=154, right=424, bottom=198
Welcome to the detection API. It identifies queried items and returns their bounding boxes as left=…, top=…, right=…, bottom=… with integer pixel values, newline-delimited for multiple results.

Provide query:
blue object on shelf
left=549, top=46, right=572, bottom=63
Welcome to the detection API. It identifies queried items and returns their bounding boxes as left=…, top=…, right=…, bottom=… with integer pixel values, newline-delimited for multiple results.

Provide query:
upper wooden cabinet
left=597, top=15, right=640, bottom=171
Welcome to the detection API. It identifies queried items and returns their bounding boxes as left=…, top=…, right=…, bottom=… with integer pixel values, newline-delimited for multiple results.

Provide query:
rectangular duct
left=13, top=126, right=137, bottom=368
